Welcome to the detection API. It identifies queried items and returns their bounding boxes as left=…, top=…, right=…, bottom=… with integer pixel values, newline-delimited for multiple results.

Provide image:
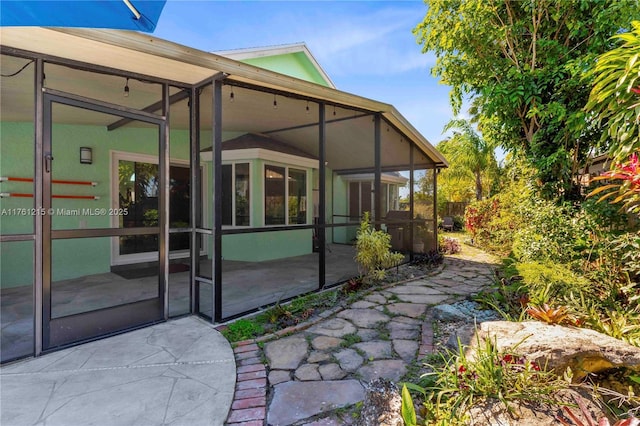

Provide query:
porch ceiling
left=0, top=26, right=447, bottom=169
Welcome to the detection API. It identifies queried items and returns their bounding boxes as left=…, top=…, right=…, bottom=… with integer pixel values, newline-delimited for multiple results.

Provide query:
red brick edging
left=225, top=342, right=267, bottom=426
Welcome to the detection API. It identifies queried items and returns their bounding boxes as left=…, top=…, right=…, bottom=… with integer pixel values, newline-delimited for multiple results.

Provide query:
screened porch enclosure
left=0, top=27, right=446, bottom=363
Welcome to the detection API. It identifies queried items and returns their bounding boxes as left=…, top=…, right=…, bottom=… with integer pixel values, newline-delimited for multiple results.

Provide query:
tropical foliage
left=414, top=0, right=639, bottom=199
left=586, top=21, right=640, bottom=162
left=437, top=119, right=499, bottom=201
left=355, top=212, right=405, bottom=282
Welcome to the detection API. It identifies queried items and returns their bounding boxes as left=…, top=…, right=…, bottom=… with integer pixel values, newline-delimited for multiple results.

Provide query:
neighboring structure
left=0, top=29, right=446, bottom=363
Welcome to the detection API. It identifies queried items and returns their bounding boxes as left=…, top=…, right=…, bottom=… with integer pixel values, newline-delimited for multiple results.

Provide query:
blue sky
left=152, top=0, right=458, bottom=146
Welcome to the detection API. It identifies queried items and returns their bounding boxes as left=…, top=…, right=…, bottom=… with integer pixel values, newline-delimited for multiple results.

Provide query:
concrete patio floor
left=0, top=316, right=236, bottom=426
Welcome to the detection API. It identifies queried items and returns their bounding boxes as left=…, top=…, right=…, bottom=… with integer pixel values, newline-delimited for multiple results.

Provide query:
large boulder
left=463, top=321, right=640, bottom=380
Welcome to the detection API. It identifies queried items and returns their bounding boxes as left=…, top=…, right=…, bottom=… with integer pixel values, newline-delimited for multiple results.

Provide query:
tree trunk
left=475, top=170, right=483, bottom=201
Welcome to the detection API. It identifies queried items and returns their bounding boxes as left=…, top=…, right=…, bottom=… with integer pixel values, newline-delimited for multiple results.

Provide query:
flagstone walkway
left=224, top=248, right=499, bottom=426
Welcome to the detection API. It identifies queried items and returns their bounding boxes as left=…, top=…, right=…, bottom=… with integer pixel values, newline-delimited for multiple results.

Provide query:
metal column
left=409, top=144, right=415, bottom=260
left=189, top=87, right=199, bottom=314
left=160, top=84, right=170, bottom=320
left=34, top=58, right=44, bottom=356
left=318, top=103, right=326, bottom=289
left=212, top=79, right=223, bottom=322
left=373, top=114, right=381, bottom=229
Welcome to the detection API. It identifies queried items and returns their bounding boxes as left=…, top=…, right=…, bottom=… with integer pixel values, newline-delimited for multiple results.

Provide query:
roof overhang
left=0, top=26, right=448, bottom=168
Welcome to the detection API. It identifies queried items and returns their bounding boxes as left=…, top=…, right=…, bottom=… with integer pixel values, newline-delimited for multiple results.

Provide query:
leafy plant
left=438, top=236, right=461, bottom=255
left=590, top=152, right=640, bottom=214
left=355, top=212, right=405, bottom=282
left=220, top=319, right=264, bottom=342
left=406, top=335, right=565, bottom=424
left=557, top=392, right=639, bottom=426
left=586, top=21, right=640, bottom=162
left=526, top=303, right=577, bottom=326
left=401, top=384, right=418, bottom=426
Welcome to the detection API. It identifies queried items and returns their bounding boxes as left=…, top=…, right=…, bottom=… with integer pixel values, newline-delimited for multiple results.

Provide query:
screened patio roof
left=0, top=27, right=447, bottom=173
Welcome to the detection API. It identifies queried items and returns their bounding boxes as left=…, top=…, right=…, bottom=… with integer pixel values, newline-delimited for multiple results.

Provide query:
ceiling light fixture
left=124, top=78, right=130, bottom=98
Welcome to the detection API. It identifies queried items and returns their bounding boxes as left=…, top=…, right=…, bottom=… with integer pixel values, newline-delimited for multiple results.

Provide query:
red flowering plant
left=589, top=151, right=640, bottom=215
left=417, top=335, right=564, bottom=424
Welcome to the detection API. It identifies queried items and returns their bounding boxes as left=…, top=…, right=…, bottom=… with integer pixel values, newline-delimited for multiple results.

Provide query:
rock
left=445, top=325, right=476, bottom=352
left=392, top=340, right=419, bottom=363
left=433, top=304, right=468, bottom=322
left=319, top=363, right=347, bottom=380
left=295, top=364, right=321, bottom=381
left=335, top=348, right=364, bottom=372
left=338, top=309, right=390, bottom=328
left=268, top=380, right=365, bottom=425
left=312, top=336, right=343, bottom=351
left=392, top=293, right=451, bottom=305
left=308, top=318, right=357, bottom=338
left=357, top=360, right=407, bottom=383
left=264, top=335, right=309, bottom=370
left=351, top=301, right=377, bottom=309
left=355, top=378, right=403, bottom=426
left=468, top=321, right=640, bottom=379
left=269, top=370, right=291, bottom=385
left=308, top=351, right=331, bottom=363
left=353, top=341, right=393, bottom=360
left=387, top=322, right=419, bottom=340
left=357, top=329, right=380, bottom=341
left=364, top=294, right=387, bottom=304
left=385, top=302, right=428, bottom=318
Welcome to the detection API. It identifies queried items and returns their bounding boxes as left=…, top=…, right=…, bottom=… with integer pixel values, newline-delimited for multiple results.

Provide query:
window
left=265, top=165, right=307, bottom=225
left=118, top=160, right=190, bottom=255
left=348, top=181, right=398, bottom=220
left=222, top=162, right=250, bottom=226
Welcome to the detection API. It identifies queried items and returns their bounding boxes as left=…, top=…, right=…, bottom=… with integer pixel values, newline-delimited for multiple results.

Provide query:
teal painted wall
left=332, top=174, right=351, bottom=244
left=0, top=121, right=190, bottom=287
left=222, top=229, right=313, bottom=262
left=241, top=52, right=331, bottom=87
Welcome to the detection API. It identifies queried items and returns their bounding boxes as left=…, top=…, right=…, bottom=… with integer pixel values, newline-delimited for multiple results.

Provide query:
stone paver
left=353, top=341, right=393, bottom=360
left=224, top=248, right=499, bottom=425
left=264, top=335, right=308, bottom=369
left=337, top=309, right=390, bottom=328
left=267, top=380, right=365, bottom=425
left=307, top=318, right=357, bottom=337
left=357, top=359, right=407, bottom=383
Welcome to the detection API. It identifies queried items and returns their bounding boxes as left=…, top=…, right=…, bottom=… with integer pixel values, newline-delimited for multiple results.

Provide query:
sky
left=151, top=0, right=459, bottom=146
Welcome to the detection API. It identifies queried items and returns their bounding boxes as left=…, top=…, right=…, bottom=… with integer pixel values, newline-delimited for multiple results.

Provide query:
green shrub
left=221, top=319, right=264, bottom=342
left=355, top=212, right=405, bottom=282
left=513, top=261, right=591, bottom=305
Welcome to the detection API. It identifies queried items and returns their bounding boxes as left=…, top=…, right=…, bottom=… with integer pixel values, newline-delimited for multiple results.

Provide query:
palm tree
left=440, top=119, right=497, bottom=201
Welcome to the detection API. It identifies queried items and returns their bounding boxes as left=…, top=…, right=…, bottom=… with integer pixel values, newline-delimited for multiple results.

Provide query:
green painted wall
left=332, top=174, right=351, bottom=244
left=241, top=52, right=331, bottom=87
left=0, top=121, right=190, bottom=287
left=222, top=229, right=313, bottom=262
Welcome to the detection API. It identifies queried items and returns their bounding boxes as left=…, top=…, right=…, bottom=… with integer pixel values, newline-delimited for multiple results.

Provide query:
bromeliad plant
left=590, top=152, right=640, bottom=215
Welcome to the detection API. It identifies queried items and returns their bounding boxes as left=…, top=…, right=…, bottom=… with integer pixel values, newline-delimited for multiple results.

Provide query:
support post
left=212, top=79, right=223, bottom=322
left=409, top=143, right=415, bottom=261
left=189, top=86, right=199, bottom=314
left=374, top=114, right=382, bottom=229
left=34, top=58, right=44, bottom=356
left=433, top=167, right=438, bottom=252
left=318, top=102, right=326, bottom=289
left=160, top=83, right=170, bottom=320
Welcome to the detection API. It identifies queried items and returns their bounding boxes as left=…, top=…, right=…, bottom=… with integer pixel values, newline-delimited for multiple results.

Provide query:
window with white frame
left=222, top=162, right=250, bottom=226
left=265, top=165, right=307, bottom=225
